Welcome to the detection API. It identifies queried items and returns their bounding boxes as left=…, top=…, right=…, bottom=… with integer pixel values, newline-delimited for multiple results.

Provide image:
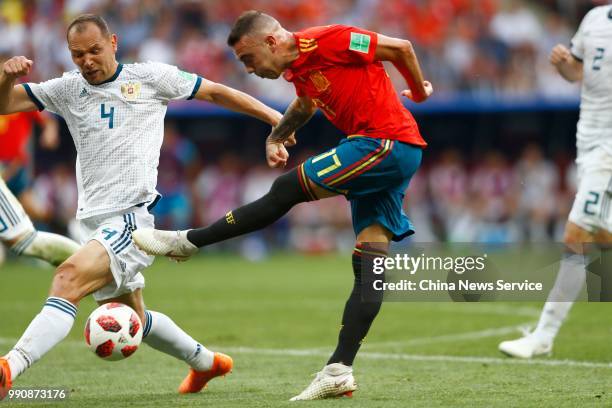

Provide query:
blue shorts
left=4, top=166, right=30, bottom=197
left=301, top=136, right=422, bottom=241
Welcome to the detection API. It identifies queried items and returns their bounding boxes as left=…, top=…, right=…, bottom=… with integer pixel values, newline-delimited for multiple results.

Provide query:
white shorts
left=0, top=177, right=34, bottom=242
left=569, top=149, right=612, bottom=233
left=79, top=206, right=154, bottom=301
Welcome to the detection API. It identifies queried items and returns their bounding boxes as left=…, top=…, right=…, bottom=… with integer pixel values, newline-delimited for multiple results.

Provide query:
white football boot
left=290, top=363, right=357, bottom=401
left=498, top=332, right=553, bottom=359
left=132, top=229, right=198, bottom=262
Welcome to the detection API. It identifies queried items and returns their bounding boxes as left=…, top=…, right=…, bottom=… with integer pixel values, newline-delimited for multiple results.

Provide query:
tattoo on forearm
left=268, top=105, right=313, bottom=143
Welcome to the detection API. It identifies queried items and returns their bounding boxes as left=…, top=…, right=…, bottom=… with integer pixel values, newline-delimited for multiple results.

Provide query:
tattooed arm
left=265, top=96, right=317, bottom=168
left=267, top=96, right=316, bottom=143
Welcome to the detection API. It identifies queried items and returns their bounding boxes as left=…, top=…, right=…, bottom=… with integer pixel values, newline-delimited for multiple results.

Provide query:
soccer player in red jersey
left=134, top=10, right=433, bottom=400
left=0, top=110, right=57, bottom=216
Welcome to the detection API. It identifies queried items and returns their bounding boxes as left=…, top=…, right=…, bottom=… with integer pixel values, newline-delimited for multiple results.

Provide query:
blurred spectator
left=153, top=123, right=199, bottom=229
left=404, top=170, right=437, bottom=242
left=428, top=149, right=468, bottom=240
left=49, top=164, right=78, bottom=226
left=536, top=12, right=580, bottom=98
left=29, top=163, right=78, bottom=239
left=114, top=1, right=151, bottom=61
left=469, top=151, right=520, bottom=242
left=194, top=153, right=242, bottom=226
left=288, top=195, right=353, bottom=253
left=515, top=144, right=559, bottom=241
left=0, top=14, right=26, bottom=55
left=490, top=0, right=543, bottom=49
left=138, top=13, right=175, bottom=63
left=239, top=163, right=282, bottom=260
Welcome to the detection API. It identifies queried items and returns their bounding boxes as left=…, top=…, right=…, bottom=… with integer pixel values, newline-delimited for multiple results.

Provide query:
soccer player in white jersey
left=0, top=176, right=80, bottom=266
left=499, top=5, right=612, bottom=358
left=0, top=14, right=286, bottom=399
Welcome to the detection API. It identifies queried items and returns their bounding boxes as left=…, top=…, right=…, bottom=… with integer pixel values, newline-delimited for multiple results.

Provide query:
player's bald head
left=66, top=14, right=111, bottom=41
left=66, top=13, right=118, bottom=85
left=227, top=10, right=280, bottom=46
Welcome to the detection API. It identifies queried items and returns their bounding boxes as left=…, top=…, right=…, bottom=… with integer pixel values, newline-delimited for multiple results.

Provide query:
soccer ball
left=84, top=303, right=143, bottom=361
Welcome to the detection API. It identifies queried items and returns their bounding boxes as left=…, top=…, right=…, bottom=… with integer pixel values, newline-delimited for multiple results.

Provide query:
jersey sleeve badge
left=349, top=32, right=371, bottom=53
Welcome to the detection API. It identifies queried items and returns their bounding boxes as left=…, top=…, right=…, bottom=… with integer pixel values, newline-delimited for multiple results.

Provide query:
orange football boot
left=0, top=357, right=12, bottom=401
left=178, top=352, right=233, bottom=394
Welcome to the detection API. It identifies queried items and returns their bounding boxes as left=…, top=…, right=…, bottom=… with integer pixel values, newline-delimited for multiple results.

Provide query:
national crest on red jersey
left=309, top=71, right=331, bottom=93
left=285, top=25, right=426, bottom=148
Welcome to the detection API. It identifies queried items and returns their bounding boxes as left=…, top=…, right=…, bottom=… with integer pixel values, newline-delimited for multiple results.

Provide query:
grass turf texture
left=1, top=253, right=611, bottom=407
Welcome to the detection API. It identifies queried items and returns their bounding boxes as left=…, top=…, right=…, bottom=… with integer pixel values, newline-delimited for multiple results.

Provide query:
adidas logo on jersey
left=79, top=88, right=89, bottom=98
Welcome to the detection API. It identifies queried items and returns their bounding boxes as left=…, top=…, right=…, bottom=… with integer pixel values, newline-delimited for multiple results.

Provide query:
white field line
left=361, top=324, right=528, bottom=349
left=1, top=337, right=611, bottom=369
left=409, top=303, right=541, bottom=318
left=305, top=305, right=540, bottom=352
left=0, top=323, right=528, bottom=352
left=223, top=346, right=612, bottom=369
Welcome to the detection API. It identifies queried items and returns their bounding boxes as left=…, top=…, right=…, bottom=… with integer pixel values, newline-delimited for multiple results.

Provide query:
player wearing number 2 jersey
left=499, top=5, right=612, bottom=359
left=0, top=14, right=285, bottom=400
left=133, top=10, right=433, bottom=400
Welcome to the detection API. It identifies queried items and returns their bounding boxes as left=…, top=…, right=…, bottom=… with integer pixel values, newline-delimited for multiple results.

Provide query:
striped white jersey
left=571, top=6, right=612, bottom=162
left=24, top=62, right=202, bottom=219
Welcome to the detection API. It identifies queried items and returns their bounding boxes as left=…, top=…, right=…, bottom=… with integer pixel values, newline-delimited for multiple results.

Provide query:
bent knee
left=4, top=236, right=20, bottom=248
left=50, top=262, right=86, bottom=303
left=356, top=224, right=393, bottom=244
left=269, top=169, right=311, bottom=204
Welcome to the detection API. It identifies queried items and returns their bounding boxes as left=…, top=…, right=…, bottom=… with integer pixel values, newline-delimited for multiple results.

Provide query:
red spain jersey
left=283, top=25, right=426, bottom=147
left=0, top=111, right=44, bottom=163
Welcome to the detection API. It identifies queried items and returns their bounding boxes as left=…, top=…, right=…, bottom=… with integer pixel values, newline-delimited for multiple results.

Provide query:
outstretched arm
left=374, top=35, right=433, bottom=103
left=550, top=44, right=583, bottom=83
left=194, top=78, right=282, bottom=126
left=265, top=96, right=317, bottom=168
left=267, top=97, right=316, bottom=143
left=0, top=56, right=39, bottom=114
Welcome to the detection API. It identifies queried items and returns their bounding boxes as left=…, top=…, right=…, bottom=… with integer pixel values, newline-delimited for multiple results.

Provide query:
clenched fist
left=2, top=56, right=33, bottom=78
left=402, top=80, right=434, bottom=103
left=549, top=44, right=573, bottom=67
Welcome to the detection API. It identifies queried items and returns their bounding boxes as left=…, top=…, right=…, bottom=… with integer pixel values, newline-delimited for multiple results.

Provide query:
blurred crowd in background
left=0, top=0, right=605, bottom=257
left=31, top=127, right=578, bottom=256
left=0, top=0, right=603, bottom=100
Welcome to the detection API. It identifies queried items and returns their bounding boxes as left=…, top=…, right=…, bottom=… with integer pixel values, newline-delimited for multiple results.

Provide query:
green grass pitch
left=1, top=254, right=611, bottom=407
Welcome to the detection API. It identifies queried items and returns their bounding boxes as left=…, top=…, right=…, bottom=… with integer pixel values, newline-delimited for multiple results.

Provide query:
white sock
left=532, top=253, right=586, bottom=343
left=142, top=310, right=214, bottom=371
left=6, top=297, right=77, bottom=381
left=11, top=231, right=80, bottom=267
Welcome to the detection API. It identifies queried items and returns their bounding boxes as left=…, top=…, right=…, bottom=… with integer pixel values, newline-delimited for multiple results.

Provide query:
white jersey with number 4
left=24, top=62, right=202, bottom=219
left=571, top=5, right=612, bottom=165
